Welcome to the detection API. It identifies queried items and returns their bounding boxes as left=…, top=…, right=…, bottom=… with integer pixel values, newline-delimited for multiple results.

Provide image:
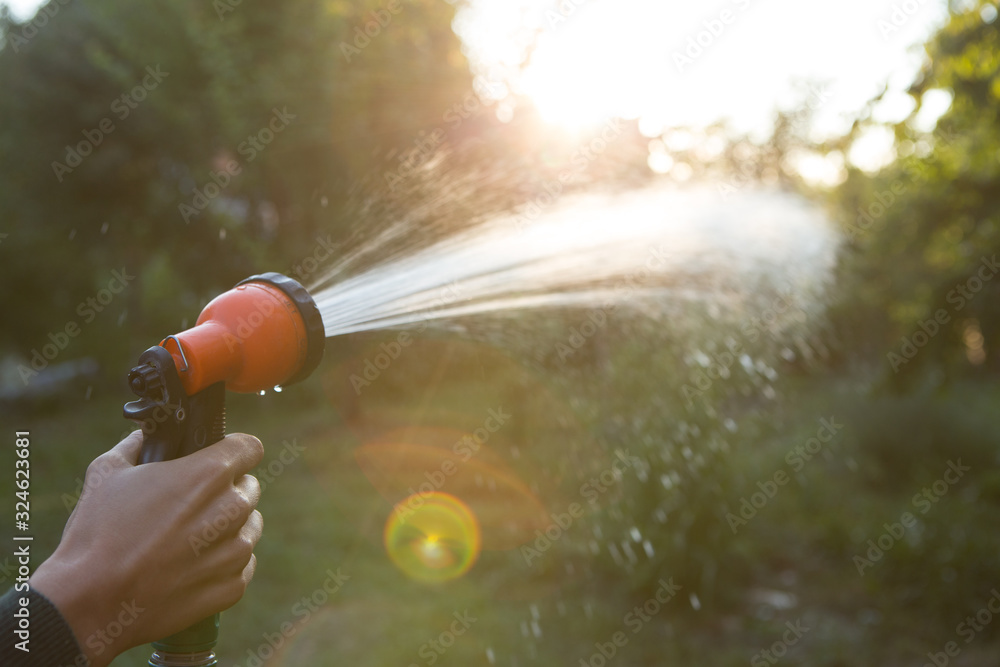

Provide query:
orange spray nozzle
left=161, top=273, right=325, bottom=395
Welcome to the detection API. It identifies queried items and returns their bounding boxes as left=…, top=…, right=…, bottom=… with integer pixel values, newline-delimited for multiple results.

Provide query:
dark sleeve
left=0, top=586, right=86, bottom=666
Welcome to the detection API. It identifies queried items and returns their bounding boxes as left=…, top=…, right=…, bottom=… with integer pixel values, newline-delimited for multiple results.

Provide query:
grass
left=3, top=339, right=1000, bottom=666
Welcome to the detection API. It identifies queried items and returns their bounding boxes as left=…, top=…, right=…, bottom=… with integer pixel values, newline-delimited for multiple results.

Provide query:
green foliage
left=830, top=0, right=1000, bottom=388
left=0, top=0, right=472, bottom=363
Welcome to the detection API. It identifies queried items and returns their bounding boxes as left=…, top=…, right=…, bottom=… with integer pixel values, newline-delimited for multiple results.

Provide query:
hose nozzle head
left=162, top=272, right=325, bottom=395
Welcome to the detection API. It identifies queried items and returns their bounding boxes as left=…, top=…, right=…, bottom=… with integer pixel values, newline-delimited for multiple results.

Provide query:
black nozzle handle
left=145, top=382, right=225, bottom=665
left=124, top=346, right=226, bottom=666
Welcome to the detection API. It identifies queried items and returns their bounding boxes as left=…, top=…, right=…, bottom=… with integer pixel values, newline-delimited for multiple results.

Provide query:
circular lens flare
left=384, top=492, right=481, bottom=584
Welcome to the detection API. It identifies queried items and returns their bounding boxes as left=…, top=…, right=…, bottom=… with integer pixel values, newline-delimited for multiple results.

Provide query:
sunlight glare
left=454, top=0, right=950, bottom=138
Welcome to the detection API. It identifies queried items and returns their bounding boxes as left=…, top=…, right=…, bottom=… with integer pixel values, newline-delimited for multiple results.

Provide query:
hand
left=31, top=431, right=265, bottom=667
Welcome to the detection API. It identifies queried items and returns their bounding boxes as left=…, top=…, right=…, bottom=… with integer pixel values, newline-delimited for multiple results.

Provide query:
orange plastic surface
left=161, top=282, right=310, bottom=395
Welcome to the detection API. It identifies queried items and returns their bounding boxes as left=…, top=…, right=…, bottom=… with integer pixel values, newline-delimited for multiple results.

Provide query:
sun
left=517, top=5, right=654, bottom=132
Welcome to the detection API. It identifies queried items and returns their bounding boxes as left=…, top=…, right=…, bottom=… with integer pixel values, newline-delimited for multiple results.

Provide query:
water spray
left=123, top=272, right=324, bottom=667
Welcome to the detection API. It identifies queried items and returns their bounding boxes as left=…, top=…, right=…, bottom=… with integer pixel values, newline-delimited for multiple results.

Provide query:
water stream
left=309, top=185, right=840, bottom=337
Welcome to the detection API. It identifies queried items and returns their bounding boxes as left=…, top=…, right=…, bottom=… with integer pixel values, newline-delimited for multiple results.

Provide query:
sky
left=453, top=0, right=956, bottom=135
left=4, top=0, right=967, bottom=172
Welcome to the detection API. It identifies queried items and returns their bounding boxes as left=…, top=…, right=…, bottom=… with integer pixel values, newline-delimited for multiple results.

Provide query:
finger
left=244, top=509, right=263, bottom=548
left=102, top=430, right=145, bottom=469
left=191, top=550, right=257, bottom=616
left=234, top=474, right=262, bottom=510
left=216, top=553, right=258, bottom=613
left=242, top=552, right=258, bottom=589
left=189, top=433, right=265, bottom=482
left=228, top=510, right=263, bottom=575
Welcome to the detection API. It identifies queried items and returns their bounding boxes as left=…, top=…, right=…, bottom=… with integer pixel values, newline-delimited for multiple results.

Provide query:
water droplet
left=273, top=385, right=283, bottom=393
left=258, top=390, right=266, bottom=396
left=607, top=542, right=623, bottom=566
left=219, top=228, right=227, bottom=240
left=485, top=647, right=495, bottom=665
left=642, top=540, right=654, bottom=557
left=689, top=593, right=701, bottom=611
left=100, top=222, right=109, bottom=234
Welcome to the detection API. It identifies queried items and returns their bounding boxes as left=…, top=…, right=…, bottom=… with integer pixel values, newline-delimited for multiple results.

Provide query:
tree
left=0, top=0, right=472, bottom=363
left=830, top=0, right=1000, bottom=389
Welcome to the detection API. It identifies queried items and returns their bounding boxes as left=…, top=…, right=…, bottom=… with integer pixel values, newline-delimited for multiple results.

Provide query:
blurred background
left=2, top=0, right=1000, bottom=664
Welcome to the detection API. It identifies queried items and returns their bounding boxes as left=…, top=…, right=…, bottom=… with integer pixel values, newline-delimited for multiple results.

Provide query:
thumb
left=64, top=430, right=143, bottom=534
left=102, top=429, right=145, bottom=469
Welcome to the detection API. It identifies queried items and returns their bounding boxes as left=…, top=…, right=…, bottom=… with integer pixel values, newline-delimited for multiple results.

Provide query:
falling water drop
left=273, top=385, right=283, bottom=393
left=258, top=390, right=266, bottom=396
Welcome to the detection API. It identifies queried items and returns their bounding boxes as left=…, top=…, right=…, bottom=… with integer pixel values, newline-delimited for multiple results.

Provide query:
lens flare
left=384, top=492, right=481, bottom=583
